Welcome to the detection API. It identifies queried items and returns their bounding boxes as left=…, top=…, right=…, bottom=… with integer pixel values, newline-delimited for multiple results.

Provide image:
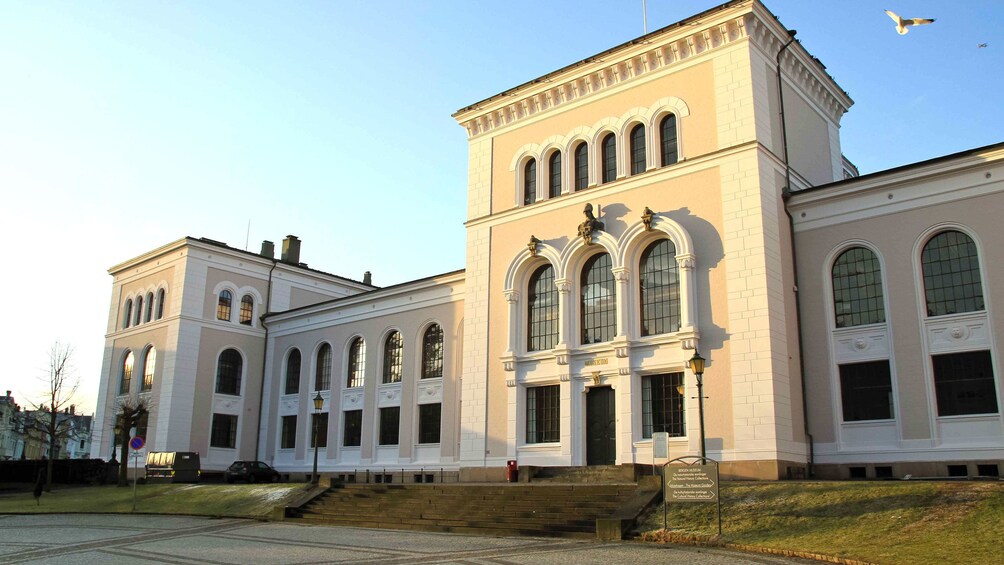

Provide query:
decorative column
left=502, top=290, right=520, bottom=370
left=676, top=254, right=697, bottom=331
left=554, top=279, right=572, bottom=365
left=612, top=266, right=631, bottom=341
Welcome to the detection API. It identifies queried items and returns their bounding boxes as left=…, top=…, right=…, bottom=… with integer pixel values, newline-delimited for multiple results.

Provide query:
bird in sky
left=885, top=9, right=936, bottom=35
left=978, top=43, right=988, bottom=48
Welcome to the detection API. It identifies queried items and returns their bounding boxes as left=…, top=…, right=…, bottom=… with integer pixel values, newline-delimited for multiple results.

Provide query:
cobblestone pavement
left=0, top=514, right=816, bottom=565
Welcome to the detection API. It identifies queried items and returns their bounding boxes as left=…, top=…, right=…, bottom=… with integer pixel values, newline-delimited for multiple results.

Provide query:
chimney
left=70, top=405, right=75, bottom=415
left=281, top=235, right=301, bottom=264
left=363, top=271, right=372, bottom=285
left=260, top=240, right=275, bottom=259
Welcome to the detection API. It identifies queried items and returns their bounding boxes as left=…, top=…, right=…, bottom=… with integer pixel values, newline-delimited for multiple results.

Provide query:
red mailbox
left=506, top=459, right=518, bottom=482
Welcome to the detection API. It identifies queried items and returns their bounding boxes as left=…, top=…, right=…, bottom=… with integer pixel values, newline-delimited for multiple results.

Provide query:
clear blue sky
left=1, top=1, right=1000, bottom=415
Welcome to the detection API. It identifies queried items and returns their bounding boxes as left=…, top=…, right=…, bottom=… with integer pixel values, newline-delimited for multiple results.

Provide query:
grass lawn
left=0, top=482, right=310, bottom=518
left=636, top=480, right=1004, bottom=565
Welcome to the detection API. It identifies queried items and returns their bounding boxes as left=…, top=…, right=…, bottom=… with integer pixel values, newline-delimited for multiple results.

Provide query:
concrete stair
left=525, top=465, right=638, bottom=483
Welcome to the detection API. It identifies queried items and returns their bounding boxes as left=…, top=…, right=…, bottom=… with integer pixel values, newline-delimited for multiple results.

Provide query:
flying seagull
left=885, top=10, right=935, bottom=35
left=978, top=43, right=988, bottom=48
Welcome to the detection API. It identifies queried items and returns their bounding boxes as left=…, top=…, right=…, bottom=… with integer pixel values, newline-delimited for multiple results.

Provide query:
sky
left=1, top=1, right=1001, bottom=415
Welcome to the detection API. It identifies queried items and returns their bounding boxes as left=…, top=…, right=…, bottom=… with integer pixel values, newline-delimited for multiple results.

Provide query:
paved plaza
left=0, top=514, right=815, bottom=564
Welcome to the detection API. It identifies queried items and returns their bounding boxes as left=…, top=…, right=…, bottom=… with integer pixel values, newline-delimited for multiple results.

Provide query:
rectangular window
left=642, top=373, right=685, bottom=438
left=839, top=361, right=894, bottom=421
left=311, top=413, right=328, bottom=448
left=526, top=385, right=560, bottom=443
left=280, top=415, right=297, bottom=449
left=933, top=351, right=998, bottom=416
left=210, top=414, right=237, bottom=448
left=343, top=410, right=362, bottom=447
left=379, top=407, right=400, bottom=446
left=418, top=403, right=441, bottom=444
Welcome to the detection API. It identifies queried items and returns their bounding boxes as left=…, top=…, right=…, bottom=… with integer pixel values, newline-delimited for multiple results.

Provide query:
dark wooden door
left=586, top=386, right=616, bottom=465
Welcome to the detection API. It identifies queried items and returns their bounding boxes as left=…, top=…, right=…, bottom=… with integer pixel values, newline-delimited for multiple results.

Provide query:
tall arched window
left=832, top=247, right=885, bottom=328
left=527, top=264, right=558, bottom=352
left=135, top=296, right=144, bottom=326
left=120, top=351, right=134, bottom=395
left=548, top=152, right=562, bottom=198
left=239, top=295, right=254, bottom=325
left=630, top=124, right=646, bottom=175
left=660, top=114, right=678, bottom=166
left=156, top=289, right=166, bottom=320
left=215, top=348, right=243, bottom=395
left=601, top=133, right=616, bottom=183
left=523, top=159, right=537, bottom=205
left=315, top=343, right=331, bottom=391
left=347, top=338, right=366, bottom=388
left=142, top=347, right=156, bottom=392
left=640, top=240, right=680, bottom=336
left=422, top=324, right=444, bottom=379
left=574, top=142, right=588, bottom=191
left=383, top=331, right=403, bottom=384
left=581, top=253, right=616, bottom=344
left=145, top=292, right=154, bottom=323
left=123, top=299, right=133, bottom=329
left=285, top=349, right=301, bottom=395
left=217, top=290, right=232, bottom=321
left=921, top=230, right=985, bottom=317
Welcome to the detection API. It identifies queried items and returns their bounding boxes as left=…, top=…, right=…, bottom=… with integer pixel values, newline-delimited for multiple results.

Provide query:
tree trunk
left=117, top=428, right=130, bottom=487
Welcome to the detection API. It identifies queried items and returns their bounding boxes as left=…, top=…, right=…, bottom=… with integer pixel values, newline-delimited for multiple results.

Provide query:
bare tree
left=27, top=342, right=80, bottom=491
left=112, top=397, right=150, bottom=487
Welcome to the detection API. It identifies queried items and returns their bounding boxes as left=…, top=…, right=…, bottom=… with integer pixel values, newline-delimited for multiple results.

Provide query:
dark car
left=225, top=460, right=281, bottom=483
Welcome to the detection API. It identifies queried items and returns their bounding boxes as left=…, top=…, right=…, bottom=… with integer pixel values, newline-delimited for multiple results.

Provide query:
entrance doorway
left=586, top=386, right=616, bottom=465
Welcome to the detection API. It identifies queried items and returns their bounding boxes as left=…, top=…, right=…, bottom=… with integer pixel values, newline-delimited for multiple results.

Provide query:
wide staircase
left=286, top=469, right=655, bottom=539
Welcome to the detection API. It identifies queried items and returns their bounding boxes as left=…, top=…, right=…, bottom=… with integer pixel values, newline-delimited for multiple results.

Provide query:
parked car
left=225, top=460, right=281, bottom=483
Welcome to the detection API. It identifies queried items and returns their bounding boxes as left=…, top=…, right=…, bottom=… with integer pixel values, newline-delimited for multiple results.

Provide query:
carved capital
left=677, top=254, right=696, bottom=270
left=559, top=373, right=570, bottom=382
left=506, top=379, right=517, bottom=388
left=612, top=267, right=630, bottom=282
left=618, top=367, right=631, bottom=376
left=555, top=279, right=571, bottom=293
left=504, top=290, right=520, bottom=304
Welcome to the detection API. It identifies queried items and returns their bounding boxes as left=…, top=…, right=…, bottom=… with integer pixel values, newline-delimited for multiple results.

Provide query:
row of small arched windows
left=119, top=347, right=157, bottom=395
left=527, top=238, right=680, bottom=350
left=522, top=115, right=678, bottom=206
left=217, top=290, right=256, bottom=325
left=285, top=324, right=446, bottom=395
left=122, top=289, right=166, bottom=329
left=831, top=229, right=985, bottom=328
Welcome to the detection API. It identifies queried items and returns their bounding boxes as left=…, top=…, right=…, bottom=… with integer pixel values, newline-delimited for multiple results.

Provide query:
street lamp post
left=311, top=392, right=323, bottom=484
left=687, top=350, right=707, bottom=461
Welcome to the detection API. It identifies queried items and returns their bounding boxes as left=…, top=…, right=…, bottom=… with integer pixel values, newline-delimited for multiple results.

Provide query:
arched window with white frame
left=217, top=290, right=232, bottom=321
left=640, top=239, right=680, bottom=336
left=142, top=347, right=156, bottom=392
left=123, top=299, right=133, bottom=329
left=315, top=343, right=331, bottom=391
left=574, top=142, right=588, bottom=190
left=347, top=338, right=365, bottom=388
left=239, top=294, right=254, bottom=325
left=601, top=133, right=616, bottom=184
left=831, top=246, right=885, bottom=328
left=630, top=124, right=646, bottom=175
left=421, top=324, right=444, bottom=379
left=383, top=331, right=403, bottom=384
left=581, top=252, right=616, bottom=344
left=921, top=230, right=985, bottom=317
left=660, top=114, right=678, bottom=166
left=527, top=264, right=558, bottom=352
left=285, top=348, right=301, bottom=395
left=145, top=292, right=154, bottom=323
left=120, top=351, right=134, bottom=395
left=215, top=348, right=242, bottom=396
left=548, top=151, right=562, bottom=198
left=523, top=158, right=537, bottom=205
left=156, top=289, right=166, bottom=320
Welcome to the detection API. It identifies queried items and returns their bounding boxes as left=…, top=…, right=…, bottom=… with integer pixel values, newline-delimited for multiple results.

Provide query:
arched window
left=640, top=240, right=680, bottom=336
left=135, top=296, right=144, bottom=326
left=217, top=290, right=232, bottom=321
left=145, top=292, right=154, bottom=323
left=527, top=264, right=558, bottom=352
left=523, top=159, right=537, bottom=205
left=120, top=351, right=134, bottom=394
left=383, top=331, right=403, bottom=384
left=574, top=142, right=588, bottom=191
left=142, top=347, right=156, bottom=392
left=315, top=343, right=331, bottom=391
left=548, top=152, right=562, bottom=198
left=123, top=299, right=133, bottom=329
left=285, top=349, right=301, bottom=395
left=581, top=253, right=616, bottom=344
left=601, top=133, right=616, bottom=183
left=156, top=289, right=166, bottom=320
left=832, top=247, right=885, bottom=328
left=630, top=124, right=646, bottom=175
left=921, top=230, right=985, bottom=317
left=347, top=338, right=366, bottom=388
left=660, top=114, right=678, bottom=166
left=215, top=348, right=242, bottom=395
left=239, top=294, right=254, bottom=325
left=422, top=324, right=444, bottom=379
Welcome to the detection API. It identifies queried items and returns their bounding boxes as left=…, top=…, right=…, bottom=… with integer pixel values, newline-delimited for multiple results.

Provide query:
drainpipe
left=254, top=258, right=278, bottom=459
left=777, top=29, right=814, bottom=476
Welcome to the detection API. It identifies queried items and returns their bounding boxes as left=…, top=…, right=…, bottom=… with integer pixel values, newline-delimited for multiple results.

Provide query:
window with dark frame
left=839, top=360, right=894, bottom=421
left=156, top=289, right=165, bottom=320
left=640, top=239, right=680, bottom=336
left=285, top=349, right=301, bottom=395
left=280, top=415, right=296, bottom=449
left=630, top=124, right=646, bottom=175
left=135, top=412, right=149, bottom=440
left=142, top=347, right=156, bottom=392
left=642, top=373, right=685, bottom=438
left=343, top=410, right=362, bottom=447
left=217, top=290, right=232, bottom=321
left=383, top=331, right=403, bottom=384
left=527, top=264, right=559, bottom=351
left=523, top=159, right=537, bottom=205
left=123, top=299, right=132, bottom=329
left=120, top=351, right=134, bottom=395
left=526, top=385, right=559, bottom=443
left=601, top=133, right=616, bottom=183
left=574, top=142, right=588, bottom=190
left=581, top=253, right=616, bottom=344
left=660, top=114, right=678, bottom=166
left=932, top=350, right=998, bottom=416
left=418, top=403, right=442, bottom=444
left=135, top=296, right=144, bottom=326
left=315, top=343, right=331, bottom=391
left=379, top=406, right=400, bottom=445
left=311, top=412, right=328, bottom=448
left=548, top=152, right=562, bottom=198
left=921, top=230, right=985, bottom=317
left=210, top=413, right=238, bottom=448
left=215, top=348, right=243, bottom=395
left=421, top=324, right=444, bottom=379
left=832, top=247, right=886, bottom=328
left=239, top=295, right=254, bottom=325
left=145, top=292, right=154, bottom=323
left=347, top=338, right=365, bottom=388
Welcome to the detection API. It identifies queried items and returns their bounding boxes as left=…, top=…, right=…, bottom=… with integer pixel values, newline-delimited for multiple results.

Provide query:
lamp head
left=313, top=392, right=324, bottom=411
left=687, top=350, right=706, bottom=376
